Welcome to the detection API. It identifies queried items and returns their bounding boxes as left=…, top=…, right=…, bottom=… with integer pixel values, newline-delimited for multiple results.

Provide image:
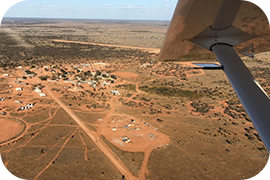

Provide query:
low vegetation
left=139, top=85, right=204, bottom=99
left=116, top=84, right=136, bottom=92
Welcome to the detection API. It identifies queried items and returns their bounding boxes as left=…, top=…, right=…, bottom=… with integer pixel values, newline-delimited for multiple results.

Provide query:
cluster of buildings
left=72, top=63, right=92, bottom=69
left=42, top=63, right=116, bottom=90
left=123, top=119, right=141, bottom=131
left=121, top=136, right=131, bottom=144
left=17, top=103, right=35, bottom=111
left=112, top=119, right=141, bottom=132
left=14, top=77, right=28, bottom=86
left=0, top=97, right=7, bottom=115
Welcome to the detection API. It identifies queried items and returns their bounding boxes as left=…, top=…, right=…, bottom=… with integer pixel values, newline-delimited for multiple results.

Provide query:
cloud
left=164, top=1, right=176, bottom=3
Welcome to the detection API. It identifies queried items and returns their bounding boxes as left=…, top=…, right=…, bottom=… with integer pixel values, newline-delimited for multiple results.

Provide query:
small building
left=26, top=103, right=35, bottom=107
left=111, top=90, right=120, bottom=95
left=102, top=73, right=110, bottom=78
left=112, top=127, right=117, bottom=132
left=94, top=62, right=107, bottom=66
left=14, top=100, right=23, bottom=104
left=0, top=111, right=6, bottom=115
left=15, top=88, right=23, bottom=91
left=122, top=136, right=131, bottom=144
left=39, top=93, right=47, bottom=97
left=18, top=106, right=31, bottom=111
left=34, top=88, right=42, bottom=93
left=17, top=66, right=23, bottom=69
left=3, top=74, right=9, bottom=77
left=102, top=81, right=111, bottom=86
left=26, top=74, right=36, bottom=77
left=140, top=63, right=152, bottom=67
left=97, top=118, right=103, bottom=123
left=91, top=72, right=97, bottom=76
left=18, top=107, right=24, bottom=111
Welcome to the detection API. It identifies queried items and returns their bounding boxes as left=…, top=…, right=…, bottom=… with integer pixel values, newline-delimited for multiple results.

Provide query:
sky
left=4, top=0, right=177, bottom=20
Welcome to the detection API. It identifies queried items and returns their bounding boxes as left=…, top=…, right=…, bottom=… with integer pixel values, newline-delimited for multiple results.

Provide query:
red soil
left=0, top=119, right=24, bottom=143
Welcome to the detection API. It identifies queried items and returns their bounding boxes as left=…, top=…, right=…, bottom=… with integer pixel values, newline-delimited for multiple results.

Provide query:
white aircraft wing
left=159, top=0, right=270, bottom=151
left=159, top=0, right=270, bottom=61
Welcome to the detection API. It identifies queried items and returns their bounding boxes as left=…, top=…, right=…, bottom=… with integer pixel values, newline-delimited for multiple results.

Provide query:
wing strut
left=188, top=0, right=270, bottom=151
left=211, top=0, right=270, bottom=151
left=212, top=44, right=270, bottom=151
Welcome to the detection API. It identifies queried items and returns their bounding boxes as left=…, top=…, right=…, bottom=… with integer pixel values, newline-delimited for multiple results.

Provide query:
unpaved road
left=52, top=39, right=160, bottom=54
left=43, top=85, right=138, bottom=180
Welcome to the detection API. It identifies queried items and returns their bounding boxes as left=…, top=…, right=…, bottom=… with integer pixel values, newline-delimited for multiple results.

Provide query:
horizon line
left=3, top=16, right=171, bottom=22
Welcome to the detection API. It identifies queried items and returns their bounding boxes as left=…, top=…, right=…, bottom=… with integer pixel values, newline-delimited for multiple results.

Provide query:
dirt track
left=52, top=39, right=160, bottom=54
left=43, top=85, right=138, bottom=180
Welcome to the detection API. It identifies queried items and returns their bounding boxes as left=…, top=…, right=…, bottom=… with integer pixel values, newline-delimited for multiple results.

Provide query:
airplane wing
left=159, top=0, right=270, bottom=62
left=159, top=0, right=270, bottom=151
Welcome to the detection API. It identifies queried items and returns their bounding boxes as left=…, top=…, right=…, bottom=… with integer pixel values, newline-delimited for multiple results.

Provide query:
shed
left=15, top=88, right=23, bottom=91
left=39, top=93, right=47, bottom=97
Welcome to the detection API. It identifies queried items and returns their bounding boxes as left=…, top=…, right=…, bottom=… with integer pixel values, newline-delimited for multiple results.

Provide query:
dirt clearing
left=0, top=118, right=25, bottom=143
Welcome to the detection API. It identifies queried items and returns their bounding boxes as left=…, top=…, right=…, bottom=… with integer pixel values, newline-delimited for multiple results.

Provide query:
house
left=15, top=88, right=23, bottom=91
left=91, top=72, right=97, bottom=76
left=26, top=103, right=35, bottom=107
left=14, top=100, right=23, bottom=104
left=0, top=111, right=6, bottom=115
left=140, top=63, right=152, bottom=67
left=97, top=76, right=105, bottom=80
left=102, top=82, right=111, bottom=86
left=101, top=73, right=110, bottom=78
left=94, top=62, right=107, bottom=66
left=34, top=88, right=42, bottom=93
left=111, top=90, right=120, bottom=95
left=26, top=74, right=36, bottom=77
left=18, top=106, right=31, bottom=111
left=39, top=93, right=47, bottom=97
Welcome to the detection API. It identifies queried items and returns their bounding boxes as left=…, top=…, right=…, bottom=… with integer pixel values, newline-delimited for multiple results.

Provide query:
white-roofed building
left=15, top=88, right=23, bottom=91
left=39, top=93, right=47, bottom=97
left=34, top=88, right=42, bottom=93
left=111, top=90, right=120, bottom=95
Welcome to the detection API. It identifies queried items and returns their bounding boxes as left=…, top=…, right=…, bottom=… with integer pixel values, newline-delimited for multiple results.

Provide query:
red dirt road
left=43, top=86, right=138, bottom=180
left=52, top=39, right=160, bottom=54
